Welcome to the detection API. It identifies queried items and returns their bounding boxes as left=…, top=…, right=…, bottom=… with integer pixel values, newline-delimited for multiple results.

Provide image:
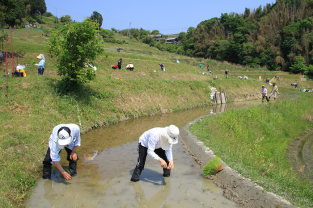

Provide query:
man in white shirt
left=130, top=125, right=179, bottom=182
left=261, top=85, right=269, bottom=103
left=42, top=124, right=81, bottom=180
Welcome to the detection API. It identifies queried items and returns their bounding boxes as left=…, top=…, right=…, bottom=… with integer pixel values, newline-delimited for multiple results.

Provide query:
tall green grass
left=189, top=94, right=313, bottom=207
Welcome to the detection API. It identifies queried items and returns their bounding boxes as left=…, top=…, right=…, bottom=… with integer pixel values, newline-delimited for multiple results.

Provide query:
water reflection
left=131, top=177, right=171, bottom=208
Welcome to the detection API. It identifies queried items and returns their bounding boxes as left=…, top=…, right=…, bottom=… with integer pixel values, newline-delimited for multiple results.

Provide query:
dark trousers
left=43, top=147, right=78, bottom=166
left=118, top=65, right=121, bottom=69
left=262, top=95, right=269, bottom=102
left=136, top=143, right=169, bottom=171
left=38, top=67, right=44, bottom=75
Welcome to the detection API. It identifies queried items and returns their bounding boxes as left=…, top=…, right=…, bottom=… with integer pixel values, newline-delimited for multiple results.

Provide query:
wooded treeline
left=177, top=0, right=313, bottom=74
left=0, top=0, right=46, bottom=28
left=119, top=0, right=313, bottom=74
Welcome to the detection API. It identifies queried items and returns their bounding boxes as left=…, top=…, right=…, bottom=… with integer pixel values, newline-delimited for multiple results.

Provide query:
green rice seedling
left=203, top=156, right=223, bottom=177
left=185, top=192, right=190, bottom=200
left=200, top=201, right=206, bottom=205
left=137, top=193, right=140, bottom=203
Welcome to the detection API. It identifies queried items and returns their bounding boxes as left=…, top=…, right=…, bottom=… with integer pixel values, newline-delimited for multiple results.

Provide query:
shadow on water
left=26, top=95, right=293, bottom=207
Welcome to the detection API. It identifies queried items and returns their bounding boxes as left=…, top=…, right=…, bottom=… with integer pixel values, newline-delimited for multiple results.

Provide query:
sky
left=46, top=0, right=276, bottom=35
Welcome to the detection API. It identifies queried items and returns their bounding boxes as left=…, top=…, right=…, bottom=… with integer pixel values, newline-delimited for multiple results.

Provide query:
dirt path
left=180, top=115, right=297, bottom=208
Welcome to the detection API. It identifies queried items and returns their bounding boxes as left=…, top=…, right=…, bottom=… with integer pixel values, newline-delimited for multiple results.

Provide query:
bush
left=44, top=12, right=53, bottom=17
left=203, top=156, right=223, bottom=177
left=26, top=16, right=36, bottom=24
left=290, top=55, right=307, bottom=74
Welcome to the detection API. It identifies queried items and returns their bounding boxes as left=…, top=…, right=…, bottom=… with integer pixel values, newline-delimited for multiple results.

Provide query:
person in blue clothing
left=159, top=63, right=165, bottom=71
left=130, top=125, right=179, bottom=182
left=42, top=124, right=81, bottom=180
left=35, top=54, right=45, bottom=75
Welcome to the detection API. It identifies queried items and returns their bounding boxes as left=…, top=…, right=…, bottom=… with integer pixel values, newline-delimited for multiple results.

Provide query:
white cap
left=57, top=127, right=72, bottom=146
left=160, top=125, right=179, bottom=150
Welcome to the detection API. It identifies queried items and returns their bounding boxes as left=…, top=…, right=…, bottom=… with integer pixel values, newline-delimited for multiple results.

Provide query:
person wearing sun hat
left=42, top=124, right=81, bottom=180
left=34, top=54, right=45, bottom=75
left=130, top=125, right=179, bottom=182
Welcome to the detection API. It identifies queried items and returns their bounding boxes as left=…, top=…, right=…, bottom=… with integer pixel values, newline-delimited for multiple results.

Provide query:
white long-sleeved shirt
left=139, top=127, right=173, bottom=161
left=49, top=124, right=81, bottom=163
left=261, top=88, right=268, bottom=96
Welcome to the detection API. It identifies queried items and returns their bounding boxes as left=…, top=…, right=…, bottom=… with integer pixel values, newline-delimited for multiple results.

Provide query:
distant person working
left=261, top=85, right=269, bottom=103
left=118, top=58, right=122, bottom=70
left=269, top=83, right=279, bottom=101
left=291, top=83, right=298, bottom=88
left=35, top=54, right=45, bottom=75
left=159, top=63, right=165, bottom=71
left=225, top=69, right=229, bottom=79
left=42, top=124, right=81, bottom=180
left=130, top=125, right=180, bottom=182
left=126, top=62, right=134, bottom=71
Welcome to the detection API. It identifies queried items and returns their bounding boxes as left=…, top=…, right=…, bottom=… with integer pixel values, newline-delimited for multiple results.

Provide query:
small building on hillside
left=148, top=34, right=162, bottom=42
left=166, top=37, right=178, bottom=44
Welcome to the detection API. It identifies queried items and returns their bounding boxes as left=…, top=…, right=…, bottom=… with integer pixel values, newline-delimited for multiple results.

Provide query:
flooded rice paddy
left=27, top=96, right=291, bottom=208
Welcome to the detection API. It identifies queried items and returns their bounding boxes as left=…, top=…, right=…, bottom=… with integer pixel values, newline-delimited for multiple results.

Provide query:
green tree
left=307, top=65, right=313, bottom=76
left=151, top=30, right=160, bottom=34
left=60, top=15, right=72, bottom=23
left=99, top=29, right=114, bottom=37
left=137, top=29, right=149, bottom=40
left=165, top=43, right=177, bottom=53
left=30, top=0, right=46, bottom=15
left=1, top=0, right=24, bottom=27
left=290, top=55, right=307, bottom=74
left=111, top=28, right=117, bottom=33
left=90, top=11, right=103, bottom=28
left=48, top=19, right=104, bottom=85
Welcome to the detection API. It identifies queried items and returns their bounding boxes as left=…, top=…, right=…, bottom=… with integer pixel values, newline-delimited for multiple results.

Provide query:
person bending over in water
left=42, top=124, right=81, bottom=180
left=130, top=125, right=179, bottom=182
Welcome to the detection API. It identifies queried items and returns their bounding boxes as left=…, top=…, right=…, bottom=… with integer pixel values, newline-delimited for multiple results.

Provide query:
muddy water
left=27, top=96, right=291, bottom=208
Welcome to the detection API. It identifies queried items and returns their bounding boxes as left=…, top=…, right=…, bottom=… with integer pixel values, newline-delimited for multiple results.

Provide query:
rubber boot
left=163, top=169, right=171, bottom=177
left=130, top=167, right=141, bottom=182
left=69, top=161, right=77, bottom=177
left=42, top=165, right=51, bottom=179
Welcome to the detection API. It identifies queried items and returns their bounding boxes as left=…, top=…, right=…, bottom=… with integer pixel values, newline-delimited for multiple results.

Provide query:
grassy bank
left=189, top=94, right=313, bottom=207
